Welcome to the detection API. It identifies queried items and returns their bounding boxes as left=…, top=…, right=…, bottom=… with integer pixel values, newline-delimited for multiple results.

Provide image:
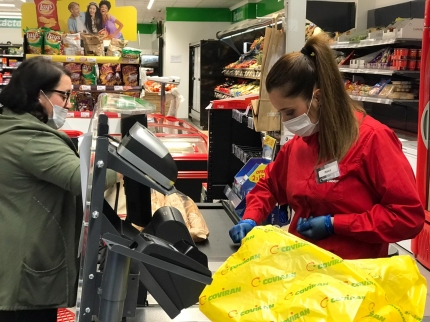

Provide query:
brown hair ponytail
left=266, top=33, right=365, bottom=162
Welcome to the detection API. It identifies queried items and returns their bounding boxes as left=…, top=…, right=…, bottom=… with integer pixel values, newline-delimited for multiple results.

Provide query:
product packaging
left=44, top=30, right=63, bottom=55
left=107, top=38, right=128, bottom=57
left=63, top=33, right=82, bottom=55
left=25, top=28, right=44, bottom=54
left=122, top=65, right=139, bottom=86
left=34, top=0, right=60, bottom=30
left=200, top=226, right=427, bottom=322
left=64, top=63, right=82, bottom=85
left=81, top=34, right=104, bottom=56
left=121, top=47, right=142, bottom=59
left=81, top=63, right=97, bottom=85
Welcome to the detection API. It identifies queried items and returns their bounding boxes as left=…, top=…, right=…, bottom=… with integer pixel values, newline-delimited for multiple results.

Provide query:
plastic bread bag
left=199, top=225, right=426, bottom=322
left=96, top=93, right=155, bottom=114
left=166, top=88, right=184, bottom=117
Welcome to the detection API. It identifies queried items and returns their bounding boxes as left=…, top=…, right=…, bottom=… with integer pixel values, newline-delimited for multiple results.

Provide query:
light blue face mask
left=41, top=91, right=68, bottom=129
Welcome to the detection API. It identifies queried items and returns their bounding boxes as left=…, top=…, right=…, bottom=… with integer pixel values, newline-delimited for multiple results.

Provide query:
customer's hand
left=296, top=215, right=334, bottom=240
left=229, top=219, right=257, bottom=243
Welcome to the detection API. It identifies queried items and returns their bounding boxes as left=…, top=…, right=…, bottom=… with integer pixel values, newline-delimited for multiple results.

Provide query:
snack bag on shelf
left=369, top=79, right=390, bottom=96
left=122, top=65, right=139, bottom=86
left=75, top=92, right=94, bottom=112
left=25, top=28, right=44, bottom=54
left=64, top=63, right=82, bottom=85
left=122, top=47, right=142, bottom=60
left=99, top=64, right=116, bottom=86
left=34, top=0, right=60, bottom=30
left=81, top=34, right=104, bottom=56
left=63, top=33, right=82, bottom=56
left=81, top=63, right=97, bottom=85
left=107, top=38, right=128, bottom=57
left=44, top=30, right=63, bottom=55
left=114, top=64, right=122, bottom=85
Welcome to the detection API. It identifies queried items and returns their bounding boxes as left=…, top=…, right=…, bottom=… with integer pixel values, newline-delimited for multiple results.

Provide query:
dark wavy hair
left=0, top=57, right=71, bottom=123
left=85, top=2, right=103, bottom=33
left=99, top=0, right=111, bottom=10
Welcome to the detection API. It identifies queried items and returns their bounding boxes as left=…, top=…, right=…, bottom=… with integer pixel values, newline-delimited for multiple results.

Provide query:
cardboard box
left=143, top=92, right=172, bottom=114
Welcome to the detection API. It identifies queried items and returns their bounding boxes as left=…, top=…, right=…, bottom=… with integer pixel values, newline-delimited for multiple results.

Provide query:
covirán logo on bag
left=251, top=273, right=296, bottom=287
left=224, top=253, right=261, bottom=273
left=199, top=286, right=242, bottom=305
left=306, top=257, right=343, bottom=271
left=227, top=303, right=275, bottom=318
left=281, top=308, right=311, bottom=322
left=269, top=241, right=308, bottom=254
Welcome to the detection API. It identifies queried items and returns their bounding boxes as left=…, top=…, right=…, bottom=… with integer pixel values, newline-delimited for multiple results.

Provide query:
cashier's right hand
left=229, top=219, right=257, bottom=243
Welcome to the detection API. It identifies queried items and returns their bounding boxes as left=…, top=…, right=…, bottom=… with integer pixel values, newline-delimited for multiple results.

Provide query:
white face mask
left=282, top=92, right=319, bottom=137
left=41, top=91, right=68, bottom=129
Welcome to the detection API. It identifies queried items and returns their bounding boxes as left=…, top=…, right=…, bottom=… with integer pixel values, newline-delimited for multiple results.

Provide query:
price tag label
left=67, top=112, right=74, bottom=118
left=43, top=55, right=52, bottom=60
left=87, top=57, right=96, bottom=63
left=81, top=112, right=90, bottom=118
left=65, top=56, right=75, bottom=62
left=80, top=85, right=91, bottom=91
left=97, top=85, right=106, bottom=91
left=114, top=86, right=123, bottom=91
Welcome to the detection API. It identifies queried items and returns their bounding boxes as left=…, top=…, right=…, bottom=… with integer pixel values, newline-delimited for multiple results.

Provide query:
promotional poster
left=21, top=0, right=137, bottom=41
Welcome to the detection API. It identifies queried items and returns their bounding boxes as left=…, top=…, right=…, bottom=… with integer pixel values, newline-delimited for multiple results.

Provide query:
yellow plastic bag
left=199, top=226, right=427, bottom=322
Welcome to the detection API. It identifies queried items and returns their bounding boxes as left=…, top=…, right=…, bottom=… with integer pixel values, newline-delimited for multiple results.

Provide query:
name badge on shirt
left=315, top=160, right=340, bottom=184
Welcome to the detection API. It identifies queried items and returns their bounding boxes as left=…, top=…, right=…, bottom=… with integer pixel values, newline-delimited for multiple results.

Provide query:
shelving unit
left=339, top=66, right=420, bottom=76
left=0, top=43, right=23, bottom=88
left=72, top=85, right=142, bottom=92
left=331, top=38, right=421, bottom=49
left=207, top=106, right=262, bottom=202
left=26, top=54, right=140, bottom=65
left=223, top=68, right=261, bottom=80
left=334, top=37, right=421, bottom=134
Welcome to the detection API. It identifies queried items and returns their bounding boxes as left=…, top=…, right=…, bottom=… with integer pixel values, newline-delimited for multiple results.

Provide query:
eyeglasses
left=47, top=89, right=72, bottom=107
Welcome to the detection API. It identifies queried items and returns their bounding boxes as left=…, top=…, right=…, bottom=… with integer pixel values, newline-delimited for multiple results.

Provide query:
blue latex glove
left=296, top=215, right=334, bottom=240
left=229, top=219, right=257, bottom=243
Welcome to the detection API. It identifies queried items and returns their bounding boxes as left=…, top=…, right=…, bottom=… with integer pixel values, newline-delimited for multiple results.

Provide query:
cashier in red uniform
left=229, top=33, right=425, bottom=260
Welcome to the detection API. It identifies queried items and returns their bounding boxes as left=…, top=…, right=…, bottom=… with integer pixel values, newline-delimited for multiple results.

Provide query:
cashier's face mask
left=282, top=92, right=319, bottom=137
left=42, top=91, right=68, bottom=129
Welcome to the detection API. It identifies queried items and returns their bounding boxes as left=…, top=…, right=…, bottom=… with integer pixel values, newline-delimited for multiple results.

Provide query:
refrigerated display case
left=147, top=114, right=208, bottom=202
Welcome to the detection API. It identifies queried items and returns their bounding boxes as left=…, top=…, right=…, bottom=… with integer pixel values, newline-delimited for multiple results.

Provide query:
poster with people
left=21, top=0, right=136, bottom=41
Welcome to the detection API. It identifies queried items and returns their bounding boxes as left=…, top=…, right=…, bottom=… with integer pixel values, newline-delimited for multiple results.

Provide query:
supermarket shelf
left=214, top=90, right=233, bottom=100
left=211, top=94, right=258, bottom=110
left=66, top=111, right=121, bottom=118
left=72, top=85, right=141, bottom=92
left=0, top=54, right=23, bottom=58
left=232, top=109, right=254, bottom=130
left=232, top=143, right=262, bottom=164
left=0, top=44, right=22, bottom=48
left=349, top=95, right=419, bottom=105
left=223, top=68, right=261, bottom=80
left=331, top=38, right=422, bottom=49
left=26, top=54, right=140, bottom=64
left=339, top=66, right=420, bottom=76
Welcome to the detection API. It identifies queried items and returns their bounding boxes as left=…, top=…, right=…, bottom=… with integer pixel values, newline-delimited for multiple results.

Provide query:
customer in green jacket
left=0, top=57, right=117, bottom=322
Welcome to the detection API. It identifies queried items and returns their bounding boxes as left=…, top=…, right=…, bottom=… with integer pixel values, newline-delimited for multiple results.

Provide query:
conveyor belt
left=127, top=203, right=236, bottom=322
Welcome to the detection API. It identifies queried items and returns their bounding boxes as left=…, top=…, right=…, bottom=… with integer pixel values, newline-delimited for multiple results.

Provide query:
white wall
left=164, top=21, right=231, bottom=119
left=0, top=28, right=23, bottom=45
left=356, top=0, right=422, bottom=30
left=126, top=33, right=155, bottom=54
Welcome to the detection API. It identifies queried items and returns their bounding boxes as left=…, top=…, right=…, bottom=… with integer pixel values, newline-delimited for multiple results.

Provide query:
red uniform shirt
left=243, top=114, right=424, bottom=259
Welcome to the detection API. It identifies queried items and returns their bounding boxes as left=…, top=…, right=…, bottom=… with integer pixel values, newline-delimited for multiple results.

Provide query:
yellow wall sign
left=21, top=0, right=137, bottom=41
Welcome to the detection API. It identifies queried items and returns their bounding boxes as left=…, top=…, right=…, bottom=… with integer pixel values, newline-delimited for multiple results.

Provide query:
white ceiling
left=0, top=0, right=244, bottom=23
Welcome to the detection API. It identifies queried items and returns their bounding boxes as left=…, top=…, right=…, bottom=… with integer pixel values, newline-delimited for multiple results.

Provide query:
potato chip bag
left=25, top=28, right=44, bottom=54
left=81, top=63, right=97, bottom=85
left=34, top=0, right=60, bottom=31
left=122, top=65, right=138, bottom=86
left=44, top=30, right=63, bottom=55
left=64, top=63, right=82, bottom=85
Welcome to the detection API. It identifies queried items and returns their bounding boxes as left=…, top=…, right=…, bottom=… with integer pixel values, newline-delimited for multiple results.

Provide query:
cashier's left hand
left=296, top=215, right=334, bottom=240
